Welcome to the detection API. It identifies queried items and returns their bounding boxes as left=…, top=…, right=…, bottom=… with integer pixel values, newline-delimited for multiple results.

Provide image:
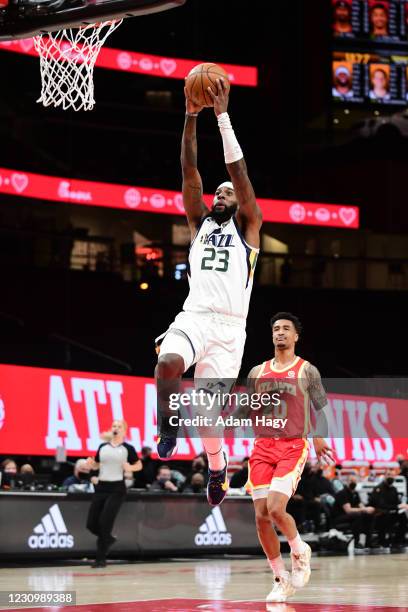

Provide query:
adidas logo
left=194, top=507, right=232, bottom=547
left=28, top=504, right=74, bottom=549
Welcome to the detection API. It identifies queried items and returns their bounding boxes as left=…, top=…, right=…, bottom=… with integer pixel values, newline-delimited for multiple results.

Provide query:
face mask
left=349, top=482, right=357, bottom=491
left=192, top=484, right=202, bottom=493
left=316, top=469, right=323, bottom=477
left=386, top=477, right=394, bottom=485
left=159, top=476, right=169, bottom=483
left=78, top=472, right=91, bottom=481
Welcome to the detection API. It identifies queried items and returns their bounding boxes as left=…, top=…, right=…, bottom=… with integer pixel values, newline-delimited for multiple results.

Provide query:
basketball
left=185, top=63, right=230, bottom=107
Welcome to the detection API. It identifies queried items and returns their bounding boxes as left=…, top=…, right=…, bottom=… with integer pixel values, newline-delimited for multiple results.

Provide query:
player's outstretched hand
left=313, top=437, right=335, bottom=466
left=184, top=86, right=204, bottom=115
left=207, top=78, right=229, bottom=116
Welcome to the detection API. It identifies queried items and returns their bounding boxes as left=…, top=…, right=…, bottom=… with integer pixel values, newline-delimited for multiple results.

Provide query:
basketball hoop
left=33, top=20, right=122, bottom=111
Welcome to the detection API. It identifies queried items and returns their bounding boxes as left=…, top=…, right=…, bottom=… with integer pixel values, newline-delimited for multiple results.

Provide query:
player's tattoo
left=305, top=363, right=327, bottom=411
left=182, top=116, right=198, bottom=168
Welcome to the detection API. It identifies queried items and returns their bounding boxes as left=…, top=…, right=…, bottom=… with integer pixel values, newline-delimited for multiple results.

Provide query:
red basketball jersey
left=254, top=356, right=310, bottom=440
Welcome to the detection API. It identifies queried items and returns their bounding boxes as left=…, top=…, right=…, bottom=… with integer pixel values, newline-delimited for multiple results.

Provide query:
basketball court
left=1, top=554, right=407, bottom=610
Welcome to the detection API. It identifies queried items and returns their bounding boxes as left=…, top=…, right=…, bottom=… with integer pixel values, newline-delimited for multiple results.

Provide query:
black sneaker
left=207, top=452, right=229, bottom=507
left=91, top=559, right=106, bottom=568
left=157, top=434, right=177, bottom=459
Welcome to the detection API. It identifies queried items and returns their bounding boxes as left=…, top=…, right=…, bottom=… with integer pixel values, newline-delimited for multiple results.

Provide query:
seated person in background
left=369, top=469, right=408, bottom=548
left=0, top=458, right=18, bottom=489
left=16, top=464, right=36, bottom=489
left=183, top=472, right=206, bottom=494
left=311, top=464, right=336, bottom=528
left=287, top=462, right=323, bottom=532
left=185, top=454, right=209, bottom=488
left=141, top=446, right=156, bottom=485
left=149, top=465, right=179, bottom=492
left=20, top=464, right=35, bottom=474
left=333, top=476, right=375, bottom=548
left=230, top=457, right=249, bottom=489
left=62, top=458, right=96, bottom=493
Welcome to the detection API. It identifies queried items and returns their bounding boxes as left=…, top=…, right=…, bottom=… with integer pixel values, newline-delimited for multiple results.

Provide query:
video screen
left=332, top=0, right=407, bottom=43
left=332, top=51, right=408, bottom=104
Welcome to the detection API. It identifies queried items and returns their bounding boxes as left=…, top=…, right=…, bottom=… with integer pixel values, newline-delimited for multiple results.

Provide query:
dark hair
left=270, top=312, right=302, bottom=336
left=371, top=3, right=388, bottom=14
left=157, top=464, right=171, bottom=474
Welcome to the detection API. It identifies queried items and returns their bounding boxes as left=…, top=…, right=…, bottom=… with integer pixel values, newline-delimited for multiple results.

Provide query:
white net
left=33, top=20, right=122, bottom=111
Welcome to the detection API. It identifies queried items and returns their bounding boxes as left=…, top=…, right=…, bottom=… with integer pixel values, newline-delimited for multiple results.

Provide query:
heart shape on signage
left=339, top=207, right=356, bottom=226
left=11, top=173, right=28, bottom=193
left=160, top=58, right=177, bottom=76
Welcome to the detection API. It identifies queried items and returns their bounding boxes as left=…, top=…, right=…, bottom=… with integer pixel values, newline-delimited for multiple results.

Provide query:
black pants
left=334, top=512, right=374, bottom=545
left=86, top=481, right=126, bottom=560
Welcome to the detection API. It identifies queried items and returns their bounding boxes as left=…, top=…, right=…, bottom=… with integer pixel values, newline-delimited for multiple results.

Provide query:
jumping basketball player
left=155, top=78, right=262, bottom=507
left=247, top=312, right=334, bottom=602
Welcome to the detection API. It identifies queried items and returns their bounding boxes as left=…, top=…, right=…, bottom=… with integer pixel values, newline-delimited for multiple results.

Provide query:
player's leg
left=194, top=321, right=246, bottom=506
left=268, top=438, right=311, bottom=589
left=250, top=444, right=295, bottom=602
left=155, top=316, right=203, bottom=458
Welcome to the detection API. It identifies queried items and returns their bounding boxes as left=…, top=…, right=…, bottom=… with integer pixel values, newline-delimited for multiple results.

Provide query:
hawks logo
left=287, top=370, right=296, bottom=378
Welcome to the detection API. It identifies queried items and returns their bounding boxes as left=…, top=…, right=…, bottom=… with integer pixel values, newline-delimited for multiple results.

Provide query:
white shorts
left=156, top=310, right=246, bottom=380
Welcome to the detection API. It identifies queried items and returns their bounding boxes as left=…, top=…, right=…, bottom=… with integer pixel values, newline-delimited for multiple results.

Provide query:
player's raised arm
left=181, top=88, right=209, bottom=236
left=207, top=79, right=262, bottom=245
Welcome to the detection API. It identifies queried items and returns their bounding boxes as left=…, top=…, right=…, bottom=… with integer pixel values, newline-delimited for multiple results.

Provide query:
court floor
left=0, top=554, right=407, bottom=611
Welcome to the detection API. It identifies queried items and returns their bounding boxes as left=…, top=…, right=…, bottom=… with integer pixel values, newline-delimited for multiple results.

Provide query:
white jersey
left=183, top=215, right=259, bottom=320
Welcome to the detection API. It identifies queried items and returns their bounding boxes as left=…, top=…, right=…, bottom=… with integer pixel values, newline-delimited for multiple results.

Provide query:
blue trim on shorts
left=167, top=328, right=196, bottom=361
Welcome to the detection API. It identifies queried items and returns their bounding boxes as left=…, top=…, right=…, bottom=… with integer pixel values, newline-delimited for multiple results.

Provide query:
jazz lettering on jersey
left=200, top=229, right=235, bottom=248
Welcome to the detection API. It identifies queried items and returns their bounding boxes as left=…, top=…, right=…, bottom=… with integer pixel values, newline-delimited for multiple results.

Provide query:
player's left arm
left=304, top=362, right=335, bottom=465
left=208, top=79, right=262, bottom=247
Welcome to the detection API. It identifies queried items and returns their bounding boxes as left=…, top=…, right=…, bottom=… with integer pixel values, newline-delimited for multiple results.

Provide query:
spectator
left=63, top=458, right=95, bottom=493
left=369, top=469, right=408, bottom=548
left=310, top=464, right=336, bottom=528
left=141, top=446, right=156, bottom=484
left=20, top=464, right=34, bottom=474
left=183, top=472, right=206, bottom=494
left=333, top=476, right=375, bottom=548
left=288, top=462, right=323, bottom=532
left=1, top=458, right=18, bottom=489
left=150, top=465, right=179, bottom=492
left=400, top=460, right=408, bottom=490
left=1, top=458, right=17, bottom=474
left=185, top=454, right=209, bottom=488
left=230, top=457, right=249, bottom=488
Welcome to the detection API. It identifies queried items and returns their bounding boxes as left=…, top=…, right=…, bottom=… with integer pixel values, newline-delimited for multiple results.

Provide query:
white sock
left=203, top=442, right=226, bottom=471
left=288, top=532, right=307, bottom=554
left=268, top=555, right=286, bottom=577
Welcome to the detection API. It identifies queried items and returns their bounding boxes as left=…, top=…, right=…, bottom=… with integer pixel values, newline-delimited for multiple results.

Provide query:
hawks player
left=155, top=78, right=262, bottom=507
left=247, top=312, right=333, bottom=603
